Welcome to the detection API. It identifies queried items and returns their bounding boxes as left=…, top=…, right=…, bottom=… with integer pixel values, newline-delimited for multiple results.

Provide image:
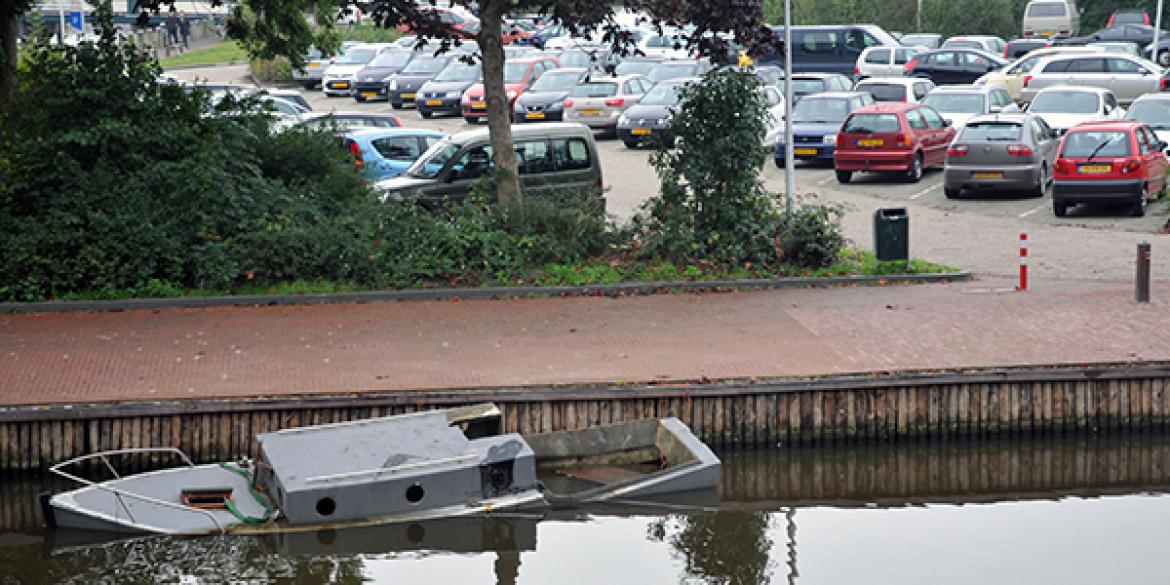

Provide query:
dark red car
left=834, top=102, right=957, bottom=183
left=1052, top=121, right=1168, bottom=217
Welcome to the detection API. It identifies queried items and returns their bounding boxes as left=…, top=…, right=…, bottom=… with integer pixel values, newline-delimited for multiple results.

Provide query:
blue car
left=342, top=128, right=448, bottom=182
left=774, top=91, right=875, bottom=166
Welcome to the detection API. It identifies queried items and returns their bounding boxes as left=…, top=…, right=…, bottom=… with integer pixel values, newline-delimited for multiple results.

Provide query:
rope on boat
left=218, top=462, right=274, bottom=525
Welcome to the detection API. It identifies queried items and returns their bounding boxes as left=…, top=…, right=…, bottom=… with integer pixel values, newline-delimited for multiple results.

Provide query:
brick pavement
left=2, top=278, right=1169, bottom=407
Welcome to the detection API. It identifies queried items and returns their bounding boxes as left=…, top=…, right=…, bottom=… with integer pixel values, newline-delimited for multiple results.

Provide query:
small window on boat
left=181, top=488, right=232, bottom=510
left=405, top=483, right=425, bottom=504
left=406, top=523, right=426, bottom=544
left=316, top=496, right=336, bottom=517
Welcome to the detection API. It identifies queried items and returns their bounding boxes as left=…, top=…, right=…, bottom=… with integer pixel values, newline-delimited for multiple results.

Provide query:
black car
left=351, top=50, right=414, bottom=102
left=414, top=61, right=481, bottom=118
left=385, top=54, right=453, bottom=109
left=1090, top=24, right=1167, bottom=46
left=1005, top=38, right=1050, bottom=59
left=616, top=77, right=698, bottom=148
left=905, top=49, right=1008, bottom=84
left=512, top=67, right=589, bottom=123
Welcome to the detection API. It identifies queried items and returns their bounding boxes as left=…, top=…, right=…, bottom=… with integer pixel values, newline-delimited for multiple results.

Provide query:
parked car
left=1089, top=24, right=1168, bottom=47
left=1052, top=120, right=1167, bottom=216
left=1017, top=53, right=1161, bottom=105
left=322, top=43, right=398, bottom=97
left=563, top=75, right=652, bottom=133
left=760, top=85, right=787, bottom=148
left=833, top=102, right=956, bottom=183
left=519, top=23, right=570, bottom=48
left=922, top=85, right=1019, bottom=129
left=1022, top=0, right=1080, bottom=38
left=415, top=61, right=482, bottom=118
left=943, top=113, right=1059, bottom=198
left=638, top=31, right=692, bottom=59
left=375, top=123, right=605, bottom=208
left=646, top=60, right=712, bottom=83
left=351, top=50, right=415, bottom=102
left=397, top=6, right=479, bottom=39
left=978, top=46, right=1107, bottom=101
left=899, top=33, right=943, bottom=49
left=1088, top=40, right=1143, bottom=57
left=555, top=49, right=614, bottom=71
left=942, top=35, right=1007, bottom=55
left=512, top=68, right=589, bottom=123
left=460, top=56, right=560, bottom=123
left=617, top=77, right=698, bottom=148
left=1005, top=38, right=1051, bottom=59
left=905, top=49, right=1008, bottom=85
left=1108, top=8, right=1151, bottom=26
left=759, top=25, right=901, bottom=75
left=773, top=91, right=876, bottom=166
left=614, top=57, right=666, bottom=77
left=299, top=112, right=403, bottom=132
left=291, top=46, right=334, bottom=90
left=385, top=54, right=453, bottom=109
left=1027, top=86, right=1125, bottom=133
left=855, top=46, right=923, bottom=79
left=502, top=18, right=538, bottom=44
left=342, top=128, right=448, bottom=181
left=777, top=72, right=854, bottom=103
left=854, top=77, right=935, bottom=103
left=1124, top=92, right=1170, bottom=151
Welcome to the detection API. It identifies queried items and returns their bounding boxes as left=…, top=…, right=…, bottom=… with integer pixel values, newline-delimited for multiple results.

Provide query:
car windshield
left=400, top=56, right=447, bottom=75
left=615, top=61, right=659, bottom=76
left=648, top=64, right=696, bottom=82
left=945, top=40, right=983, bottom=50
left=558, top=51, right=592, bottom=68
left=959, top=121, right=1023, bottom=141
left=1125, top=100, right=1170, bottom=129
left=407, top=142, right=461, bottom=179
left=857, top=83, right=907, bottom=102
left=369, top=51, right=411, bottom=67
left=923, top=93, right=986, bottom=113
left=640, top=83, right=686, bottom=105
left=1029, top=91, right=1100, bottom=114
left=569, top=82, right=618, bottom=97
left=504, top=62, right=531, bottom=84
left=842, top=113, right=901, bottom=133
left=1028, top=2, right=1067, bottom=16
left=529, top=71, right=583, bottom=91
left=790, top=98, right=849, bottom=124
left=901, top=34, right=938, bottom=48
left=334, top=48, right=377, bottom=65
left=1060, top=130, right=1131, bottom=158
left=777, top=79, right=826, bottom=95
left=1113, top=11, right=1146, bottom=24
left=433, top=62, right=481, bottom=82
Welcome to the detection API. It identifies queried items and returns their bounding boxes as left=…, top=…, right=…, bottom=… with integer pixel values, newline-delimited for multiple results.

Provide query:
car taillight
left=947, top=144, right=969, bottom=157
left=1004, top=47, right=1009, bottom=58
left=904, top=58, right=918, bottom=73
left=1055, top=159, right=1071, bottom=174
left=563, top=98, right=574, bottom=108
left=1023, top=75, right=1033, bottom=87
left=1123, top=158, right=1141, bottom=174
left=348, top=141, right=363, bottom=167
left=1162, top=77, right=1169, bottom=90
left=896, top=133, right=912, bottom=148
left=1007, top=144, right=1033, bottom=156
left=604, top=97, right=625, bottom=107
left=854, top=65, right=860, bottom=75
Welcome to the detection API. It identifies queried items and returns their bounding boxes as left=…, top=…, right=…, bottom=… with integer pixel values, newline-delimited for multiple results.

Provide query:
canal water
left=4, top=432, right=1170, bottom=584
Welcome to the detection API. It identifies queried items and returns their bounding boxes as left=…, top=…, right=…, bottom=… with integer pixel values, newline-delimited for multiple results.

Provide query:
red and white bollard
left=1017, top=232, right=1028, bottom=291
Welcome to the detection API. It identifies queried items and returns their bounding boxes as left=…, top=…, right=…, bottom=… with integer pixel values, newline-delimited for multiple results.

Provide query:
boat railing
left=49, top=448, right=227, bottom=534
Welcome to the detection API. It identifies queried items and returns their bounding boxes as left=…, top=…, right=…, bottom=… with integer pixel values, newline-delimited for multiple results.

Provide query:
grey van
left=762, top=25, right=900, bottom=75
left=375, top=123, right=604, bottom=208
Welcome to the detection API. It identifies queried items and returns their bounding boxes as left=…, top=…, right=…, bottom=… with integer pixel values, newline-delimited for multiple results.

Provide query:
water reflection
left=4, top=432, right=1170, bottom=583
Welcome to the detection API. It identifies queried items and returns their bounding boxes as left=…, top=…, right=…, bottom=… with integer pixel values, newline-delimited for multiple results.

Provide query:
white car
left=637, top=31, right=693, bottom=60
left=321, top=43, right=397, bottom=96
left=760, top=85, right=786, bottom=148
left=855, top=46, right=924, bottom=79
left=922, top=84, right=1019, bottom=130
left=1123, top=93, right=1170, bottom=153
left=1026, top=86, right=1125, bottom=133
left=853, top=77, right=935, bottom=104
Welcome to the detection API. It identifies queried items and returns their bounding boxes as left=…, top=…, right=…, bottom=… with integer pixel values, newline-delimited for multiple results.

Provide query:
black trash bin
left=873, top=208, right=909, bottom=263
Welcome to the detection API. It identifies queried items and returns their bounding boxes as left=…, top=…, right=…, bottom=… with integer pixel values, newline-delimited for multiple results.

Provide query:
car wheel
left=420, top=110, right=433, bottom=119
left=354, top=95, right=366, bottom=103
left=1160, top=50, right=1170, bottom=68
left=944, top=186, right=961, bottom=199
left=1133, top=188, right=1148, bottom=217
left=904, top=154, right=924, bottom=183
left=1028, top=165, right=1048, bottom=198
left=1053, top=199, right=1068, bottom=217
left=391, top=102, right=404, bottom=110
left=835, top=170, right=852, bottom=184
left=465, top=117, right=478, bottom=125
left=622, top=139, right=639, bottom=149
left=303, top=82, right=317, bottom=90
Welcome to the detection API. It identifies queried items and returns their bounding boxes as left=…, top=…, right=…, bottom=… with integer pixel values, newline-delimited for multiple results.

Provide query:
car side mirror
left=943, top=119, right=952, bottom=127
left=1158, top=141, right=1168, bottom=151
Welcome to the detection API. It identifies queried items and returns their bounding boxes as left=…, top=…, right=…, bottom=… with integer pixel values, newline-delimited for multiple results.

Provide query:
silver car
left=922, top=85, right=1019, bottom=129
left=1019, top=53, right=1163, bottom=105
left=943, top=113, right=1060, bottom=198
left=563, top=75, right=653, bottom=132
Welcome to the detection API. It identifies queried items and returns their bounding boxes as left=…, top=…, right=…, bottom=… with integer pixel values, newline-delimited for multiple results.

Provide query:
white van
left=1022, top=0, right=1080, bottom=38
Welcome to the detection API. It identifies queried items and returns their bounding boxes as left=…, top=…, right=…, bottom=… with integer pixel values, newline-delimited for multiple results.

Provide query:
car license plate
left=332, top=82, right=349, bottom=89
left=1079, top=164, right=1111, bottom=174
left=526, top=112, right=546, bottom=120
left=361, top=91, right=377, bottom=98
left=307, top=63, right=320, bottom=68
left=973, top=171, right=1004, bottom=179
left=580, top=108, right=602, bottom=116
left=858, top=139, right=883, bottom=147
left=1040, top=30, right=1055, bottom=36
left=631, top=127, right=652, bottom=136
left=425, top=99, right=443, bottom=106
left=794, top=147, right=818, bottom=155
left=400, top=93, right=415, bottom=99
left=471, top=101, right=486, bottom=109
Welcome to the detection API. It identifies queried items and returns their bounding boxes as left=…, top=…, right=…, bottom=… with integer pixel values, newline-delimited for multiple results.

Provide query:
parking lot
left=173, top=64, right=1170, bottom=281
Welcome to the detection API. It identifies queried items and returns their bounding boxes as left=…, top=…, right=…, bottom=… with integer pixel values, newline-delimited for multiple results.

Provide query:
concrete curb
left=0, top=272, right=973, bottom=314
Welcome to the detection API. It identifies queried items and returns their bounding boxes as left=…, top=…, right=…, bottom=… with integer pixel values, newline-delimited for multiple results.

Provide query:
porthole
left=405, top=483, right=425, bottom=504
left=316, top=496, right=336, bottom=517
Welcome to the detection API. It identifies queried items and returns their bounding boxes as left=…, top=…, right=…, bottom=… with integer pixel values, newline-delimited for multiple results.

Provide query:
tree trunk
left=477, top=0, right=521, bottom=206
left=0, top=7, right=18, bottom=106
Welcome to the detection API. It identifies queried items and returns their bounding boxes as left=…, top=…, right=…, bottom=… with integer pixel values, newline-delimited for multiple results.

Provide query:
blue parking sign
left=68, top=12, right=83, bottom=31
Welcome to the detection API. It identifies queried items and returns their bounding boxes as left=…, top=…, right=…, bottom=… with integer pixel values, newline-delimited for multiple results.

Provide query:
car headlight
left=507, top=90, right=517, bottom=100
left=446, top=91, right=462, bottom=98
left=823, top=135, right=836, bottom=145
left=618, top=113, right=630, bottom=125
left=386, top=78, right=398, bottom=88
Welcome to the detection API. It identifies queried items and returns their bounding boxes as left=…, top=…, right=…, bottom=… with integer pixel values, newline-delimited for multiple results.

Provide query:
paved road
left=171, top=65, right=1170, bottom=281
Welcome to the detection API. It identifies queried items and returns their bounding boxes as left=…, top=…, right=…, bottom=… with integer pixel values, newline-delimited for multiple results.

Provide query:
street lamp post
left=1154, top=0, right=1165, bottom=67
left=783, top=0, right=795, bottom=214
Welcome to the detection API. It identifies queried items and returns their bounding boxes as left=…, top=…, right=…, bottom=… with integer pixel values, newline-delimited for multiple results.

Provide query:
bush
left=776, top=200, right=847, bottom=268
left=249, top=56, right=293, bottom=83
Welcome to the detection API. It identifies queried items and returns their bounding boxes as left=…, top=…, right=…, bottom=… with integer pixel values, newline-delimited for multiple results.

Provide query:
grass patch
left=159, top=41, right=249, bottom=68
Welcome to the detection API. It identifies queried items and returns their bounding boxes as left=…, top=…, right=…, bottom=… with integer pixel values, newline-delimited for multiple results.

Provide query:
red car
left=833, top=102, right=957, bottom=184
left=397, top=7, right=480, bottom=39
left=460, top=57, right=560, bottom=123
left=1052, top=121, right=1167, bottom=217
